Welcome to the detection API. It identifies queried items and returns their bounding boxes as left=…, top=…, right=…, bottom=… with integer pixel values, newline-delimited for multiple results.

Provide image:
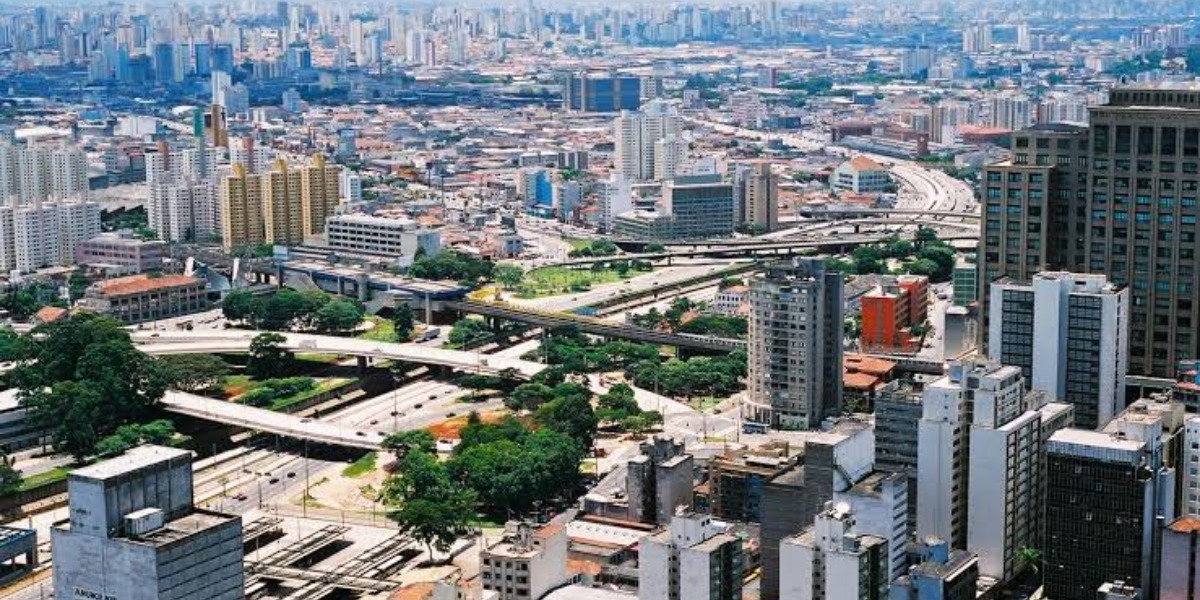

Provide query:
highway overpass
left=789, top=207, right=979, bottom=220
left=132, top=330, right=546, bottom=379
left=567, top=231, right=979, bottom=265
left=445, top=301, right=746, bottom=353
left=161, top=390, right=384, bottom=451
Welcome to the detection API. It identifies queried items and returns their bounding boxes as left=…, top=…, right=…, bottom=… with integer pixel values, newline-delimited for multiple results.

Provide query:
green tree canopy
left=248, top=332, right=290, bottom=379
left=157, top=354, right=231, bottom=392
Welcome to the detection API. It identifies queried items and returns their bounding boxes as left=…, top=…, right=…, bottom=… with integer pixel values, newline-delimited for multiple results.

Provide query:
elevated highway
left=132, top=330, right=546, bottom=378
left=444, top=301, right=746, bottom=352
left=161, top=390, right=384, bottom=450
left=559, top=231, right=979, bottom=266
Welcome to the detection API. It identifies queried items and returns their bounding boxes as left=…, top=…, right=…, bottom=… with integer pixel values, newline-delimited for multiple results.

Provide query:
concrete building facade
left=51, top=446, right=243, bottom=600
left=988, top=271, right=1129, bottom=429
left=745, top=258, right=844, bottom=430
left=480, top=521, right=568, bottom=600
left=638, top=512, right=743, bottom=600
left=779, top=502, right=889, bottom=600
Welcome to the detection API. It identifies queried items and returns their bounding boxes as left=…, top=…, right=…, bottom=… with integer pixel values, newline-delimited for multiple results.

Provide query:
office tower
left=614, top=175, right=735, bottom=240
left=744, top=162, right=778, bottom=232
left=1044, top=401, right=1181, bottom=600
left=988, top=272, right=1129, bottom=429
left=281, top=88, right=301, bottom=112
left=517, top=169, right=552, bottom=207
left=149, top=180, right=217, bottom=243
left=1161, top=516, right=1200, bottom=600
left=51, top=446, right=243, bottom=600
left=219, top=163, right=265, bottom=250
left=917, top=359, right=1024, bottom=550
left=152, top=42, right=175, bottom=83
left=874, top=380, right=922, bottom=532
left=480, top=522, right=568, bottom=600
left=336, top=128, right=357, bottom=160
left=299, top=154, right=340, bottom=238
left=745, top=258, right=843, bottom=429
left=779, top=502, right=889, bottom=600
left=759, top=422, right=874, bottom=600
left=967, top=383, right=1073, bottom=583
left=832, top=156, right=890, bottom=194
left=613, top=101, right=681, bottom=182
left=981, top=85, right=1200, bottom=378
left=932, top=100, right=978, bottom=144
left=889, top=537, right=980, bottom=600
left=639, top=512, right=743, bottom=600
left=553, top=181, right=581, bottom=222
left=562, top=71, right=642, bottom=113
left=0, top=143, right=89, bottom=206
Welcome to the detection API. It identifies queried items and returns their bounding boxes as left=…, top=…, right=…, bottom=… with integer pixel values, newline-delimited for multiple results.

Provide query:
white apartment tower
left=988, top=271, right=1129, bottom=429
left=149, top=180, right=217, bottom=243
left=0, top=143, right=89, bottom=206
left=613, top=100, right=683, bottom=182
left=917, top=359, right=1024, bottom=550
left=639, top=511, right=743, bottom=600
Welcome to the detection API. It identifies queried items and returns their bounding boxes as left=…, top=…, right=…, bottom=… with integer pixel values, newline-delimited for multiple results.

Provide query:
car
left=286, top=472, right=296, bottom=478
left=390, top=410, right=399, bottom=416
left=234, top=493, right=248, bottom=501
left=414, top=403, right=424, bottom=409
left=446, top=411, right=457, bottom=418
left=369, top=419, right=378, bottom=425
left=428, top=393, right=438, bottom=400
left=268, top=478, right=279, bottom=485
left=356, top=431, right=366, bottom=437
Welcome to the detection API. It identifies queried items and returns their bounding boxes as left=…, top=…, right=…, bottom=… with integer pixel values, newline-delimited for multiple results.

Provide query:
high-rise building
left=832, top=471, right=910, bottom=581
left=961, top=22, right=993, bottom=53
left=229, top=137, right=273, bottom=174
left=613, top=101, right=682, bottom=182
left=51, top=446, right=243, bottom=599
left=745, top=258, right=843, bottom=429
left=261, top=158, right=305, bottom=246
left=149, top=180, right=217, bottom=243
left=219, top=163, right=266, bottom=250
left=1044, top=398, right=1182, bottom=600
left=874, top=380, right=922, bottom=533
left=299, top=154, right=340, bottom=238
left=639, top=511, right=743, bottom=600
left=1161, top=516, right=1200, bottom=600
left=0, top=201, right=100, bottom=273
left=917, top=359, right=1024, bottom=550
left=988, top=272, right=1128, bottom=429
left=562, top=71, right=642, bottom=113
left=967, top=385, right=1073, bottom=583
left=0, top=143, right=89, bottom=206
left=981, top=85, right=1200, bottom=378
left=779, top=502, right=889, bottom=600
left=744, top=162, right=778, bottom=232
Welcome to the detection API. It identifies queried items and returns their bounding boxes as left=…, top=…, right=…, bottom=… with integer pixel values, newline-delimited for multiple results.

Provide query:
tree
left=644, top=242, right=665, bottom=253
left=248, top=332, right=290, bottom=379
left=222, top=290, right=257, bottom=323
left=14, top=314, right=170, bottom=461
left=508, top=383, right=555, bottom=411
left=535, top=392, right=598, bottom=450
left=382, top=430, right=435, bottom=458
left=914, top=226, right=938, bottom=249
left=0, top=327, right=28, bottom=362
left=494, top=265, right=524, bottom=289
left=96, top=420, right=176, bottom=456
left=448, top=318, right=491, bottom=347
left=314, top=299, right=364, bottom=333
left=157, top=354, right=231, bottom=392
left=0, top=454, right=21, bottom=496
left=384, top=450, right=476, bottom=559
left=392, top=304, right=415, bottom=342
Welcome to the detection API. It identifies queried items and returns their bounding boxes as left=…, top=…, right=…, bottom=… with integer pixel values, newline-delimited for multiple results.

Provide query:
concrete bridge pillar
left=357, top=356, right=369, bottom=373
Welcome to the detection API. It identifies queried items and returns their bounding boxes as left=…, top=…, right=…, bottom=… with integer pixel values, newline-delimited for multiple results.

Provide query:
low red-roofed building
left=78, top=274, right=208, bottom=324
left=32, top=306, right=68, bottom=325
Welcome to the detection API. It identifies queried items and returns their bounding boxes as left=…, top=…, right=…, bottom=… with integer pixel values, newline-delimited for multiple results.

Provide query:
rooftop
left=1168, top=515, right=1200, bottom=534
left=70, top=445, right=191, bottom=481
left=128, top=509, right=237, bottom=547
left=92, top=274, right=205, bottom=297
left=847, top=155, right=886, bottom=172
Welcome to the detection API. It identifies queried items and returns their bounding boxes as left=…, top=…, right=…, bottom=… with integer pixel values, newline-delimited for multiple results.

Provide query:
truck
left=417, top=327, right=441, bottom=342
